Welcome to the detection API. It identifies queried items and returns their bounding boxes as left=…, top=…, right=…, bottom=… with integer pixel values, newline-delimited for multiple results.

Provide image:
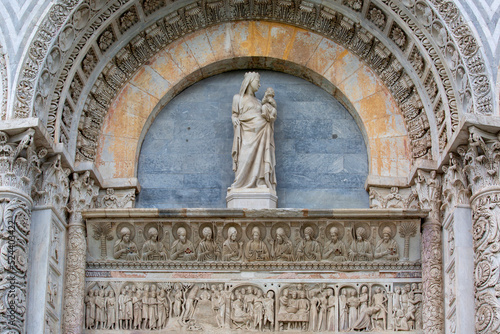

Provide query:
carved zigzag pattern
left=0, top=0, right=51, bottom=52
left=456, top=0, right=500, bottom=64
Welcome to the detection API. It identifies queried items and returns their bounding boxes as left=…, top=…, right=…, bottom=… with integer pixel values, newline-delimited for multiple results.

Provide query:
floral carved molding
left=10, top=0, right=495, bottom=166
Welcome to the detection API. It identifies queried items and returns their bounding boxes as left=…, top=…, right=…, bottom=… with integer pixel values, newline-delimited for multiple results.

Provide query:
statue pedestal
left=226, top=188, right=277, bottom=209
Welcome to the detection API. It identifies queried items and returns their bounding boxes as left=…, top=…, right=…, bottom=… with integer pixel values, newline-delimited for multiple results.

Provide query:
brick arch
left=96, top=21, right=409, bottom=182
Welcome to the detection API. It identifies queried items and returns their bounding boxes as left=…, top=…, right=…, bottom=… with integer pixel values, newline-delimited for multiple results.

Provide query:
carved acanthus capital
left=368, top=186, right=418, bottom=209
left=67, top=171, right=99, bottom=224
left=441, top=152, right=470, bottom=216
left=33, top=154, right=71, bottom=217
left=459, top=126, right=500, bottom=197
left=0, top=129, right=45, bottom=198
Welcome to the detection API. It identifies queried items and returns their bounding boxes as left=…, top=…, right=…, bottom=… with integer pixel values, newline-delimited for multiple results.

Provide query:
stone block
left=226, top=188, right=278, bottom=208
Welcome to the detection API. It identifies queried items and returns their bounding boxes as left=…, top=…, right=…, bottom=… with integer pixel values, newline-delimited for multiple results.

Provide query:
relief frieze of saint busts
left=87, top=218, right=422, bottom=271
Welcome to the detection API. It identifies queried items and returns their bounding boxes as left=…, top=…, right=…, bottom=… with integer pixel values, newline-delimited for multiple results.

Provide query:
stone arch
left=9, top=0, right=494, bottom=168
left=95, top=21, right=410, bottom=183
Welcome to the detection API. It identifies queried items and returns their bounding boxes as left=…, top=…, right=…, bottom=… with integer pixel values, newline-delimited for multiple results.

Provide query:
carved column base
left=226, top=188, right=277, bottom=209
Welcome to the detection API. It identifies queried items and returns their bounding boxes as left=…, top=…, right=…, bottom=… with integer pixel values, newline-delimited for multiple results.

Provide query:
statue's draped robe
left=231, top=94, right=276, bottom=190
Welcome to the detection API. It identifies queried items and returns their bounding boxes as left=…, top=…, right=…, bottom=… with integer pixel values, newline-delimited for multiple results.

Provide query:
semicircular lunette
left=18, top=0, right=493, bottom=168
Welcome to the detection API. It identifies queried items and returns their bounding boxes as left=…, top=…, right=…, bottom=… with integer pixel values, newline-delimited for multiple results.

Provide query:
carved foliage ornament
left=63, top=171, right=100, bottom=333
left=0, top=198, right=31, bottom=332
left=22, top=0, right=489, bottom=164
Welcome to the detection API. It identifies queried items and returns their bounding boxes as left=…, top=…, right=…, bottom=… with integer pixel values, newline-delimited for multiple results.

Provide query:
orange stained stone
left=337, top=67, right=381, bottom=103
left=287, top=29, right=322, bottom=66
left=268, top=24, right=296, bottom=59
left=184, top=31, right=216, bottom=68
left=168, top=39, right=200, bottom=74
left=325, top=51, right=362, bottom=86
left=307, top=38, right=345, bottom=76
left=131, top=65, right=172, bottom=100
left=149, top=49, right=186, bottom=86
left=205, top=23, right=234, bottom=60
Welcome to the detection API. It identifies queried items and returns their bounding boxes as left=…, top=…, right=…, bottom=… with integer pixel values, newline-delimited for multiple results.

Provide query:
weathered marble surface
left=85, top=209, right=422, bottom=270
left=83, top=277, right=423, bottom=333
left=97, top=22, right=410, bottom=185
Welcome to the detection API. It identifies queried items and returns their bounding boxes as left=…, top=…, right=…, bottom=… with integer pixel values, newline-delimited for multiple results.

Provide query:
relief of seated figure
left=374, top=226, right=399, bottom=261
left=222, top=226, right=243, bottom=261
left=271, top=227, right=293, bottom=261
left=197, top=226, right=221, bottom=261
left=295, top=227, right=321, bottom=261
left=171, top=227, right=197, bottom=261
left=113, top=227, right=140, bottom=261
left=349, top=227, right=373, bottom=261
left=244, top=226, right=269, bottom=261
left=141, top=227, right=167, bottom=261
left=322, top=226, right=347, bottom=262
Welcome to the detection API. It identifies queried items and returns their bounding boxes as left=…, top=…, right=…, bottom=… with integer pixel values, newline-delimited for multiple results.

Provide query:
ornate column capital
left=455, top=126, right=500, bottom=334
left=458, top=126, right=500, bottom=199
left=0, top=129, right=45, bottom=201
left=0, top=128, right=44, bottom=333
left=32, top=154, right=71, bottom=218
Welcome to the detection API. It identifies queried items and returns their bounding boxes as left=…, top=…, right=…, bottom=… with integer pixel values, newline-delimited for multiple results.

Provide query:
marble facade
left=0, top=0, right=498, bottom=333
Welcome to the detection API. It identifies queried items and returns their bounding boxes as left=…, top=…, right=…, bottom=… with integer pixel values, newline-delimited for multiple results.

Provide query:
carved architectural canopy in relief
left=9, top=0, right=494, bottom=169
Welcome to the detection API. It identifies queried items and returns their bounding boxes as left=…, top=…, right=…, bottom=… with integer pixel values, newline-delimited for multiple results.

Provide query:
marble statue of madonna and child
left=227, top=72, right=278, bottom=208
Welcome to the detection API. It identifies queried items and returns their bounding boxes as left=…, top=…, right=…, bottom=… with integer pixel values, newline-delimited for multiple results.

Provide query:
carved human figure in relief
left=263, top=291, right=275, bottom=330
left=323, top=227, right=348, bottom=262
left=106, top=290, right=117, bottom=330
left=245, top=226, right=269, bottom=261
left=85, top=290, right=96, bottom=329
left=374, top=226, right=399, bottom=261
left=371, top=287, right=388, bottom=330
left=349, top=227, right=373, bottom=261
left=197, top=226, right=221, bottom=261
left=222, top=227, right=243, bottom=261
left=94, top=289, right=106, bottom=329
left=171, top=227, right=197, bottom=261
left=296, top=227, right=321, bottom=261
left=113, top=227, right=140, bottom=260
left=230, top=72, right=277, bottom=191
left=142, top=227, right=168, bottom=261
left=271, top=227, right=293, bottom=261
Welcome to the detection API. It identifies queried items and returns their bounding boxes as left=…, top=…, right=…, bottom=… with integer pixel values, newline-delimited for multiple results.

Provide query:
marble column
left=413, top=169, right=444, bottom=334
left=62, top=172, right=99, bottom=333
left=441, top=155, right=474, bottom=334
left=0, top=129, right=42, bottom=333
left=26, top=154, right=70, bottom=333
left=459, top=127, right=500, bottom=334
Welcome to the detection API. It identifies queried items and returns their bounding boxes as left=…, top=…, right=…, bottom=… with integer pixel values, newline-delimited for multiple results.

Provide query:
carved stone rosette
left=62, top=172, right=99, bottom=334
left=412, top=169, right=444, bottom=334
left=459, top=127, right=500, bottom=334
left=0, top=129, right=41, bottom=333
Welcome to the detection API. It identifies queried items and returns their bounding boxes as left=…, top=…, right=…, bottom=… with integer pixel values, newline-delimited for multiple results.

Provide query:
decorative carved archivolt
left=86, top=218, right=422, bottom=271
left=83, top=280, right=423, bottom=332
left=12, top=0, right=494, bottom=166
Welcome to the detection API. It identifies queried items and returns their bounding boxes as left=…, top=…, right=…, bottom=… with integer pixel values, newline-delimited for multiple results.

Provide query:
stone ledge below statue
left=226, top=188, right=278, bottom=209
